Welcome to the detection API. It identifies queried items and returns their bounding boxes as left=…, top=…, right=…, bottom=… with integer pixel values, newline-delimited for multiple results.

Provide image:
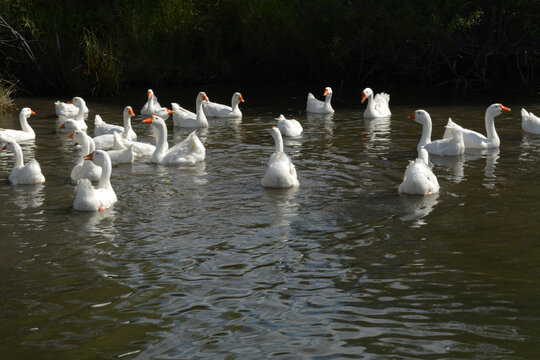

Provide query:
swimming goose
left=0, top=136, right=45, bottom=185
left=55, top=97, right=88, bottom=118
left=410, top=110, right=465, bottom=156
left=203, top=92, right=244, bottom=118
left=172, top=92, right=209, bottom=128
left=74, top=150, right=117, bottom=212
left=361, top=88, right=391, bottom=118
left=306, top=87, right=335, bottom=114
left=398, top=148, right=439, bottom=195
left=94, top=106, right=137, bottom=140
left=57, top=97, right=88, bottom=132
left=520, top=108, right=540, bottom=134
left=0, top=107, right=36, bottom=142
left=140, top=89, right=171, bottom=119
left=67, top=130, right=102, bottom=182
left=276, top=114, right=303, bottom=137
left=261, top=127, right=300, bottom=188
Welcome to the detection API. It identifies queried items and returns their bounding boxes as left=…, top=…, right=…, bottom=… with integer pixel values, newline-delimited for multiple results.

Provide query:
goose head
left=408, top=109, right=430, bottom=125
left=84, top=150, right=109, bottom=167
left=233, top=92, right=245, bottom=104
left=59, top=119, right=82, bottom=131
left=276, top=114, right=287, bottom=121
left=271, top=126, right=282, bottom=140
left=20, top=107, right=36, bottom=119
left=323, top=87, right=333, bottom=97
left=361, top=88, right=373, bottom=103
left=196, top=92, right=209, bottom=105
left=142, top=115, right=166, bottom=127
left=486, top=103, right=511, bottom=117
left=124, top=106, right=135, bottom=118
left=68, top=97, right=84, bottom=108
left=147, top=89, right=154, bottom=99
left=0, top=137, right=17, bottom=152
left=68, top=130, right=86, bottom=143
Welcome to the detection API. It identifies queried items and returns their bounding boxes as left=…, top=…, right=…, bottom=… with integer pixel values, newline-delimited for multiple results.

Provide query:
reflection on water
left=1, top=94, right=539, bottom=359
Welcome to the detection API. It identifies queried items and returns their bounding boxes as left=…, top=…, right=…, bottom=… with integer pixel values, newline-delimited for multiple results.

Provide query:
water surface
left=1, top=87, right=539, bottom=359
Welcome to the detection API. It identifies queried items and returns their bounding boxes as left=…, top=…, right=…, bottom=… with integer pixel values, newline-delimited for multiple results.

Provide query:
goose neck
left=97, top=157, right=113, bottom=190
left=153, top=122, right=169, bottom=161
left=11, top=143, right=24, bottom=168
left=19, top=113, right=34, bottom=134
left=485, top=111, right=499, bottom=145
left=418, top=117, right=432, bottom=147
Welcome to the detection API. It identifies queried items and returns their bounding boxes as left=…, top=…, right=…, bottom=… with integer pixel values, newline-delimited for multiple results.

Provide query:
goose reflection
left=429, top=154, right=466, bottom=183
left=306, top=113, right=335, bottom=137
left=399, top=192, right=439, bottom=228
left=263, top=186, right=300, bottom=230
left=74, top=208, right=118, bottom=242
left=9, top=183, right=45, bottom=209
left=483, top=148, right=500, bottom=189
left=362, top=115, right=391, bottom=151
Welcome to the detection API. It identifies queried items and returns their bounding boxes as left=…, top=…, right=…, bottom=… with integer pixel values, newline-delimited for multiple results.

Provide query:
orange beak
left=1, top=144, right=6, bottom=151
left=202, top=93, right=209, bottom=102
left=323, top=89, right=329, bottom=96
left=238, top=94, right=245, bottom=102
left=500, top=104, right=511, bottom=112
left=361, top=92, right=367, bottom=104
left=30, top=109, right=36, bottom=115
left=408, top=112, right=416, bottom=120
left=67, top=131, right=74, bottom=139
left=147, top=91, right=152, bottom=99
left=67, top=99, right=74, bottom=104
left=166, top=108, right=174, bottom=114
left=142, top=116, right=153, bottom=124
left=84, top=152, right=94, bottom=161
left=128, top=107, right=135, bottom=116
left=59, top=123, right=66, bottom=129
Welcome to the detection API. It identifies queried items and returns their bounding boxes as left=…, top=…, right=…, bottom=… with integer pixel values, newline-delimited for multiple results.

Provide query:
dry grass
left=0, top=79, right=15, bottom=113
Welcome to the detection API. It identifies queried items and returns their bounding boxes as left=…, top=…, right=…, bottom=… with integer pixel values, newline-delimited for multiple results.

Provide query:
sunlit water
left=1, top=87, right=539, bottom=359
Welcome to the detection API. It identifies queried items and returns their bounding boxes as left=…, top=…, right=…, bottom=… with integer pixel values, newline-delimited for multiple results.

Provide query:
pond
left=1, top=85, right=539, bottom=359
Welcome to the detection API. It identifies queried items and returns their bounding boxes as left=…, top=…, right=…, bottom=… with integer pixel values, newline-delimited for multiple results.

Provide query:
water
left=1, top=87, right=539, bottom=359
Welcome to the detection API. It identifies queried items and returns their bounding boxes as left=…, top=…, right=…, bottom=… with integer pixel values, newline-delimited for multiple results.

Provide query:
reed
left=0, top=79, right=15, bottom=113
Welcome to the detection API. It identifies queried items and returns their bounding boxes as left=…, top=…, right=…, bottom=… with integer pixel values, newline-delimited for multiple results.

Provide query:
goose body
left=55, top=97, right=88, bottom=118
left=0, top=108, right=36, bottom=142
left=67, top=130, right=102, bottom=182
left=442, top=103, right=510, bottom=149
left=56, top=97, right=88, bottom=132
left=106, top=132, right=135, bottom=165
left=306, top=87, right=335, bottom=114
left=261, top=127, right=299, bottom=188
left=141, top=89, right=171, bottom=120
left=361, top=88, right=391, bottom=118
left=276, top=114, right=303, bottom=137
left=172, top=92, right=209, bottom=128
left=521, top=108, right=540, bottom=134
left=203, top=92, right=244, bottom=118
left=398, top=148, right=439, bottom=195
left=93, top=106, right=137, bottom=140
left=74, top=150, right=117, bottom=211
left=0, top=137, right=45, bottom=185
left=143, top=115, right=205, bottom=164
left=411, top=110, right=465, bottom=156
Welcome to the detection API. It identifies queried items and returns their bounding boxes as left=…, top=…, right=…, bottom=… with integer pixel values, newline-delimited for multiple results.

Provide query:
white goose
left=142, top=115, right=205, bottom=164
left=94, top=106, right=137, bottom=140
left=442, top=103, right=510, bottom=149
left=57, top=97, right=88, bottom=132
left=398, top=148, right=440, bottom=195
left=74, top=150, right=117, bottom=212
left=140, top=89, right=171, bottom=119
left=520, top=108, right=540, bottom=134
left=361, top=87, right=391, bottom=118
left=55, top=97, right=88, bottom=118
left=203, top=92, right=244, bottom=118
left=0, top=107, right=36, bottom=142
left=172, top=92, right=209, bottom=128
left=276, top=114, right=303, bottom=137
left=410, top=110, right=465, bottom=156
left=67, top=130, right=102, bottom=182
left=106, top=132, right=135, bottom=165
left=261, top=127, right=300, bottom=188
left=0, top=136, right=45, bottom=185
left=306, top=87, right=335, bottom=114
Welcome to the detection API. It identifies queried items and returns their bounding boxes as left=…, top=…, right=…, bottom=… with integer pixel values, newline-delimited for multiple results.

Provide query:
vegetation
left=0, top=0, right=539, bottom=97
left=0, top=79, right=15, bottom=112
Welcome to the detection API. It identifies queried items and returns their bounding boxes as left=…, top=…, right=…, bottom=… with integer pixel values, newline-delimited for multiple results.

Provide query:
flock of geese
left=1, top=86, right=539, bottom=211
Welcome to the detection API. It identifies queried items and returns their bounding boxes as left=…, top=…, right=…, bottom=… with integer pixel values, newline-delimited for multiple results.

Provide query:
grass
left=0, top=79, right=15, bottom=113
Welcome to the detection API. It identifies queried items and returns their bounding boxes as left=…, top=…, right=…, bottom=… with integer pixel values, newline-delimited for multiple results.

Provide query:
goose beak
left=67, top=131, right=74, bottom=139
left=128, top=107, right=135, bottom=116
left=30, top=109, right=36, bottom=115
left=238, top=94, right=245, bottom=102
left=1, top=144, right=6, bottom=151
left=84, top=152, right=94, bottom=161
left=142, top=116, right=153, bottom=124
left=59, top=123, right=66, bottom=129
left=408, top=112, right=416, bottom=120
left=166, top=108, right=174, bottom=114
left=361, top=92, right=367, bottom=104
left=323, top=89, right=329, bottom=96
left=500, top=104, right=511, bottom=112
left=203, top=93, right=209, bottom=102
left=67, top=99, right=73, bottom=104
left=147, top=91, right=152, bottom=98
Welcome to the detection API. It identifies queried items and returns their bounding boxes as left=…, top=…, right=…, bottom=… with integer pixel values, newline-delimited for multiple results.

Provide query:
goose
left=410, top=110, right=465, bottom=156
left=306, top=87, right=335, bottom=114
left=57, top=97, right=88, bottom=132
left=520, top=108, right=540, bottom=134
left=398, top=148, right=439, bottom=195
left=361, top=88, right=391, bottom=118
left=106, top=132, right=135, bottom=165
left=140, top=89, right=171, bottom=119
left=142, top=115, right=205, bottom=164
left=0, top=136, right=45, bottom=185
left=203, top=92, right=244, bottom=118
left=55, top=97, right=88, bottom=118
left=261, top=127, right=299, bottom=188
left=442, top=103, right=510, bottom=149
left=93, top=106, right=137, bottom=140
left=0, top=107, right=36, bottom=142
left=276, top=114, right=303, bottom=137
left=172, top=92, right=209, bottom=128
left=67, top=130, right=102, bottom=182
left=74, top=150, right=117, bottom=212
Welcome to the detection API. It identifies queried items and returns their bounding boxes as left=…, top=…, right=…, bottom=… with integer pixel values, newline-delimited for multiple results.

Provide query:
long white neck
left=79, top=135, right=91, bottom=157
left=273, top=131, right=284, bottom=153
left=485, top=111, right=500, bottom=146
left=11, top=142, right=25, bottom=168
left=418, top=116, right=432, bottom=148
left=152, top=122, right=169, bottom=162
left=325, top=92, right=333, bottom=106
left=75, top=104, right=85, bottom=121
left=196, top=98, right=208, bottom=125
left=97, top=156, right=113, bottom=190
left=19, top=112, right=34, bottom=135
left=367, top=93, right=376, bottom=112
left=123, top=114, right=133, bottom=133
left=231, top=96, right=240, bottom=111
